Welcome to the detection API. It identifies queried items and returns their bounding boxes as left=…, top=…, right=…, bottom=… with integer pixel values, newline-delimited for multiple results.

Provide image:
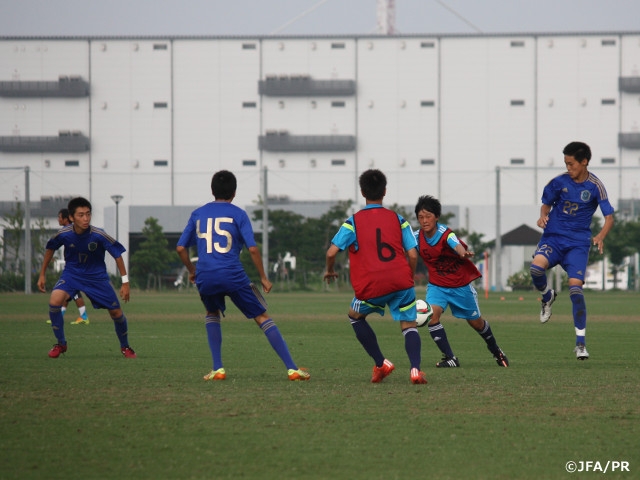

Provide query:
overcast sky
left=1, top=0, right=639, bottom=37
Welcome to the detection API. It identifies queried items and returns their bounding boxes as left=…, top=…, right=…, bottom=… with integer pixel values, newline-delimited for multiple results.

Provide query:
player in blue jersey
left=176, top=170, right=309, bottom=382
left=324, top=169, right=427, bottom=385
left=37, top=197, right=137, bottom=359
left=530, top=142, right=614, bottom=360
left=47, top=208, right=90, bottom=325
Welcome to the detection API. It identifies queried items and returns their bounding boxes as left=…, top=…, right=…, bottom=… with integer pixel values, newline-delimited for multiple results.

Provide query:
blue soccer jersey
left=45, top=225, right=125, bottom=281
left=177, top=201, right=256, bottom=294
left=541, top=172, right=614, bottom=244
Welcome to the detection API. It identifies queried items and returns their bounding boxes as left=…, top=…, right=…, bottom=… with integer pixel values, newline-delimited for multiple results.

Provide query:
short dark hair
left=67, top=197, right=92, bottom=216
left=211, top=170, right=237, bottom=200
left=563, top=141, right=591, bottom=163
left=58, top=208, right=70, bottom=220
left=414, top=195, right=441, bottom=218
left=359, top=169, right=386, bottom=201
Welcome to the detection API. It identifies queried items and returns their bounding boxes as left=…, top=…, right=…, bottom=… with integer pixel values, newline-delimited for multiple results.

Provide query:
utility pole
left=495, top=166, right=502, bottom=292
left=262, top=166, right=269, bottom=277
left=24, top=166, right=31, bottom=294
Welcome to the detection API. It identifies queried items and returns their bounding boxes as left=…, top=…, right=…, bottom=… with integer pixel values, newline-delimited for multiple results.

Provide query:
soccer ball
left=415, top=299, right=433, bottom=328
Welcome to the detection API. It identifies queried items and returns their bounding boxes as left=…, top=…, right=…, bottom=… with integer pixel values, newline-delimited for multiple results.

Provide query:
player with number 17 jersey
left=177, top=201, right=256, bottom=294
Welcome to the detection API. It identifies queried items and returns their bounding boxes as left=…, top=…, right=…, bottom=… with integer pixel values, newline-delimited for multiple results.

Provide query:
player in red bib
left=324, top=169, right=427, bottom=384
left=414, top=195, right=509, bottom=368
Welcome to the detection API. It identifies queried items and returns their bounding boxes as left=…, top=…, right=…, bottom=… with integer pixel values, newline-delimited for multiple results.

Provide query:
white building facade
left=1, top=33, right=639, bottom=287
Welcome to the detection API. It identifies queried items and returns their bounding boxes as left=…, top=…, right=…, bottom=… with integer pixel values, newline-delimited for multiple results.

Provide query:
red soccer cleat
left=371, top=359, right=395, bottom=383
left=48, top=343, right=68, bottom=358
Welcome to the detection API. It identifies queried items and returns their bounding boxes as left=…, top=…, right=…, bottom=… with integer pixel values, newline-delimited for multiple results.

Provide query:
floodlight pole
left=262, top=167, right=269, bottom=277
left=495, top=166, right=502, bottom=292
left=24, top=166, right=32, bottom=294
left=110, top=195, right=123, bottom=241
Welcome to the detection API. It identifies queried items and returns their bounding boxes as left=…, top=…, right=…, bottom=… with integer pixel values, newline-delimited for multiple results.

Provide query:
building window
left=601, top=39, right=616, bottom=46
left=420, top=159, right=435, bottom=165
left=154, top=160, right=168, bottom=167
left=511, top=100, right=525, bottom=106
left=242, top=160, right=257, bottom=166
left=331, top=43, right=345, bottom=49
left=154, top=102, right=168, bottom=108
left=65, top=160, right=79, bottom=167
left=421, top=41, right=435, bottom=48
left=153, top=44, right=168, bottom=50
left=420, top=100, right=435, bottom=107
left=242, top=43, right=256, bottom=50
left=242, top=102, right=257, bottom=108
left=601, top=99, right=616, bottom=105
left=331, top=159, right=346, bottom=166
left=510, top=41, right=525, bottom=47
left=331, top=101, right=345, bottom=107
left=601, top=158, right=615, bottom=164
left=510, top=158, right=525, bottom=165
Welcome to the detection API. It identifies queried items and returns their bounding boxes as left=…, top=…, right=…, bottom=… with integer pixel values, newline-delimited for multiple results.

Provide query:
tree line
left=1, top=201, right=639, bottom=291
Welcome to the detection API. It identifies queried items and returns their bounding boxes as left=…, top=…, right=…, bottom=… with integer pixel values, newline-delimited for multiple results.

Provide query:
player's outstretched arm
left=536, top=204, right=552, bottom=229
left=114, top=256, right=130, bottom=303
left=593, top=214, right=614, bottom=254
left=248, top=246, right=272, bottom=293
left=37, top=249, right=55, bottom=292
left=324, top=244, right=340, bottom=283
left=176, top=246, right=196, bottom=284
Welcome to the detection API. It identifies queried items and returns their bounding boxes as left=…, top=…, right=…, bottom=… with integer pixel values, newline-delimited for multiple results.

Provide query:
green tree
left=129, top=217, right=178, bottom=289
left=251, top=200, right=353, bottom=289
left=604, top=216, right=635, bottom=289
left=1, top=203, right=24, bottom=274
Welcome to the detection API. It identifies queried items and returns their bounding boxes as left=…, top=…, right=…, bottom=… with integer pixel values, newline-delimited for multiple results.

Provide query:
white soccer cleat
left=574, top=344, right=589, bottom=360
left=539, top=290, right=557, bottom=323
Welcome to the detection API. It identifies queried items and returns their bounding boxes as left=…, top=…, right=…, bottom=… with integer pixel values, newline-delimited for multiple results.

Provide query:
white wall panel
left=2, top=33, right=639, bottom=250
left=173, top=40, right=261, bottom=206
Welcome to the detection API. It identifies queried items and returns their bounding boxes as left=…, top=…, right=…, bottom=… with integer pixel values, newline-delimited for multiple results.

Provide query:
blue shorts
left=54, top=273, right=120, bottom=311
left=199, top=282, right=267, bottom=319
left=350, top=287, right=417, bottom=321
left=535, top=234, right=589, bottom=282
left=426, top=283, right=481, bottom=320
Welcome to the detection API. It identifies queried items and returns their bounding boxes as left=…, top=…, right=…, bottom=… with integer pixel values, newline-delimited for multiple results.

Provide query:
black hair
left=414, top=195, right=441, bottom=218
left=58, top=208, right=70, bottom=221
left=359, top=169, right=386, bottom=201
left=211, top=170, right=237, bottom=200
left=67, top=197, right=92, bottom=216
left=563, top=141, right=591, bottom=163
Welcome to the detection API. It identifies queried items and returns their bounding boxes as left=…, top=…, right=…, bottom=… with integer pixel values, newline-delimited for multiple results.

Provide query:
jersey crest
left=580, top=190, right=591, bottom=202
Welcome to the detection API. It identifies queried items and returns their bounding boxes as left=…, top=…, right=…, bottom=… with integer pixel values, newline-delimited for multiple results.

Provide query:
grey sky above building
left=2, top=0, right=639, bottom=37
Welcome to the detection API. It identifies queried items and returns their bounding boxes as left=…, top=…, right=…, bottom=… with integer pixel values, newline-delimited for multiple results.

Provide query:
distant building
left=1, top=33, right=639, bottom=287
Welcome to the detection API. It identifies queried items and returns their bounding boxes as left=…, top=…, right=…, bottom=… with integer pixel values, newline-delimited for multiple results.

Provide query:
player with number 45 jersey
left=176, top=170, right=309, bottom=382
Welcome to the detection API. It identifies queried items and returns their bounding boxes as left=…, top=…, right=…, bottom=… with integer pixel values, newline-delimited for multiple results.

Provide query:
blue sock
left=112, top=314, right=130, bottom=348
left=570, top=286, right=587, bottom=345
left=260, top=319, right=297, bottom=370
left=530, top=264, right=552, bottom=301
left=205, top=315, right=223, bottom=370
left=476, top=319, right=500, bottom=355
left=350, top=317, right=385, bottom=367
left=49, top=305, right=66, bottom=345
left=403, top=327, right=422, bottom=370
left=428, top=321, right=455, bottom=358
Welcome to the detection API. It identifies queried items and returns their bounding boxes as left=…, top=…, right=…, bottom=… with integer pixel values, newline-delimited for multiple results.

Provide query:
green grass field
left=1, top=288, right=638, bottom=480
